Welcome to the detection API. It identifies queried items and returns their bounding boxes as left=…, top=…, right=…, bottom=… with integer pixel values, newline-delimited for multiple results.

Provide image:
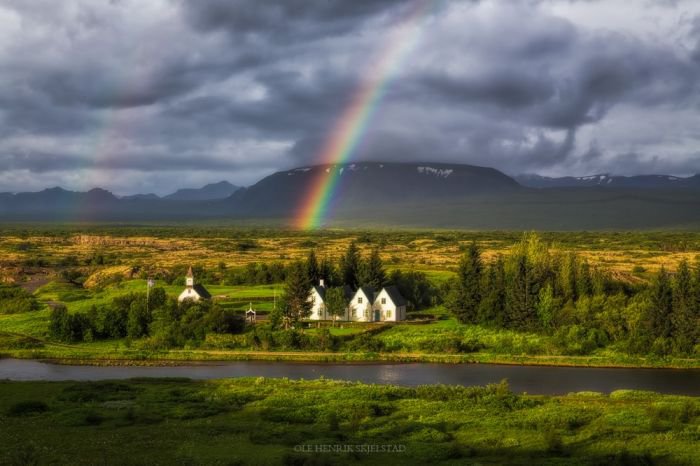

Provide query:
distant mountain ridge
left=228, top=162, right=521, bottom=215
left=516, top=173, right=700, bottom=189
left=1, top=162, right=700, bottom=229
left=118, top=181, right=240, bottom=201
left=163, top=181, right=240, bottom=201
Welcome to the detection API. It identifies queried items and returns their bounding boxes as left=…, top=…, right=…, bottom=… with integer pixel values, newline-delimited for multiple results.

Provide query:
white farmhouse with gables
left=307, top=280, right=407, bottom=322
left=308, top=279, right=354, bottom=321
left=178, top=266, right=212, bottom=302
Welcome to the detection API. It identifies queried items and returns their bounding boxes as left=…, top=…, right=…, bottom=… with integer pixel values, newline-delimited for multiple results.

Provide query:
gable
left=352, top=287, right=374, bottom=304
left=377, top=286, right=407, bottom=307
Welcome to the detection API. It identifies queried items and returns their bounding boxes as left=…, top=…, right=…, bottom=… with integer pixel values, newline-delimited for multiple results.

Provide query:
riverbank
left=2, top=345, right=700, bottom=369
left=1, top=377, right=698, bottom=465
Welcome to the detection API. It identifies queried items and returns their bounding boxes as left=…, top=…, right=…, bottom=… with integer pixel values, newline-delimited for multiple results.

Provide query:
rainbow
left=294, top=0, right=435, bottom=229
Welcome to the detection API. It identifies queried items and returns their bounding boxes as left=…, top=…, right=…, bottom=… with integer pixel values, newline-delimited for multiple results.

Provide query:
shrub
left=553, top=325, right=608, bottom=355
left=6, top=401, right=49, bottom=417
left=0, top=285, right=40, bottom=314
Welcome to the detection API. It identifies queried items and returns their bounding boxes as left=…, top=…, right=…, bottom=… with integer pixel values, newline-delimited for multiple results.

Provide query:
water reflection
left=1, top=359, right=699, bottom=396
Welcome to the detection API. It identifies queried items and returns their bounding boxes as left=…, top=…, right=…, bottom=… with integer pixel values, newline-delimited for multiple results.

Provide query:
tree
left=48, top=305, right=70, bottom=341
left=305, top=250, right=320, bottom=286
left=506, top=254, right=538, bottom=330
left=324, top=287, right=348, bottom=326
left=319, top=257, right=338, bottom=286
left=127, top=299, right=150, bottom=339
left=557, top=252, right=578, bottom=303
left=537, top=284, right=559, bottom=330
left=340, top=241, right=361, bottom=288
left=390, top=269, right=439, bottom=311
left=649, top=266, right=673, bottom=339
left=282, top=261, right=312, bottom=329
left=359, top=248, right=386, bottom=289
left=148, top=287, right=167, bottom=310
left=478, top=256, right=506, bottom=326
left=671, top=260, right=695, bottom=353
left=445, top=242, right=482, bottom=324
left=577, top=260, right=593, bottom=298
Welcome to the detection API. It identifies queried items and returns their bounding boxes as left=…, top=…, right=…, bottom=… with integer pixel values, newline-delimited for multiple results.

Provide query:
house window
left=387, top=310, right=392, bottom=318
left=358, top=297, right=363, bottom=304
left=381, top=298, right=386, bottom=304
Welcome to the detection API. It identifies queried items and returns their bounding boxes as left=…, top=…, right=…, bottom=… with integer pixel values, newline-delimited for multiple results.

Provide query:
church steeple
left=186, top=266, right=194, bottom=288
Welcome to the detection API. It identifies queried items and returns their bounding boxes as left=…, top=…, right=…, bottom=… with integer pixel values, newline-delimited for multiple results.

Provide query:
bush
left=6, top=401, right=49, bottom=417
left=345, top=333, right=385, bottom=352
left=0, top=285, right=40, bottom=314
left=553, top=325, right=608, bottom=355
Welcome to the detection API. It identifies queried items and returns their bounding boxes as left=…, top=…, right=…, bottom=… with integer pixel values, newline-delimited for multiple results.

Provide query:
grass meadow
left=1, top=377, right=699, bottom=465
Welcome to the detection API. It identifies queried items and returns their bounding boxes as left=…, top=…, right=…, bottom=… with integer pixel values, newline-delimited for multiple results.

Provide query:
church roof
left=193, top=284, right=211, bottom=299
left=186, top=266, right=194, bottom=278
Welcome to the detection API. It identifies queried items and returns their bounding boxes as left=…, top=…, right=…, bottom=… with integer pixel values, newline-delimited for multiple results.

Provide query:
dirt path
left=18, top=274, right=51, bottom=293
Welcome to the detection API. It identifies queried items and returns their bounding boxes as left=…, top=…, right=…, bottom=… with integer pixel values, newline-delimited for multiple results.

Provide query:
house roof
left=193, top=284, right=211, bottom=299
left=381, top=285, right=407, bottom=307
left=356, top=286, right=375, bottom=302
left=312, top=285, right=326, bottom=299
left=343, top=285, right=354, bottom=300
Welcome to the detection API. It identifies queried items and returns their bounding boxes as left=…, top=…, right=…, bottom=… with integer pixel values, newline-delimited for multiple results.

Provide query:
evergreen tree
left=671, top=260, right=695, bottom=353
left=446, top=242, right=482, bottom=324
left=649, top=267, right=673, bottom=339
left=506, top=254, right=538, bottom=330
left=577, top=260, right=593, bottom=298
left=305, top=250, right=320, bottom=286
left=478, top=256, right=506, bottom=326
left=359, top=248, right=386, bottom=289
left=340, top=241, right=361, bottom=289
left=282, top=261, right=312, bottom=329
left=319, top=257, right=337, bottom=286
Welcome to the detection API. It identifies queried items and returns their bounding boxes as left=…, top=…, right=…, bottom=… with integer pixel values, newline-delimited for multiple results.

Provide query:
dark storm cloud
left=1, top=0, right=700, bottom=194
left=181, top=0, right=409, bottom=43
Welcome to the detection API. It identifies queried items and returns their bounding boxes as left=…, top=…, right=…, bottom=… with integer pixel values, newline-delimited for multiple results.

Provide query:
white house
left=308, top=279, right=353, bottom=321
left=178, top=266, right=212, bottom=303
left=372, top=286, right=407, bottom=322
left=308, top=279, right=328, bottom=320
left=348, top=287, right=376, bottom=322
left=308, top=281, right=407, bottom=322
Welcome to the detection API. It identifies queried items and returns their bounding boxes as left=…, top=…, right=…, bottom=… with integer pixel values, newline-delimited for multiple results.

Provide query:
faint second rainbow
left=294, top=0, right=435, bottom=229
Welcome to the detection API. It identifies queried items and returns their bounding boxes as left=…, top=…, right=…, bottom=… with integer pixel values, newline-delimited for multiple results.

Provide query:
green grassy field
left=1, top=378, right=698, bottom=465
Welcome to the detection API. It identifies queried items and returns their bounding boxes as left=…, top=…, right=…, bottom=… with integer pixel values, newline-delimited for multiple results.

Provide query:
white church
left=178, top=267, right=212, bottom=302
left=308, top=279, right=407, bottom=322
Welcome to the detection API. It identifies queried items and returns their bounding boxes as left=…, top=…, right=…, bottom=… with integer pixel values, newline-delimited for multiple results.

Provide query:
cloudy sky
left=1, top=0, right=700, bottom=195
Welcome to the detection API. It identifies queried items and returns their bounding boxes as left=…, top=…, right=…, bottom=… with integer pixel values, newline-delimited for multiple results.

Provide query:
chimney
left=319, top=279, right=325, bottom=287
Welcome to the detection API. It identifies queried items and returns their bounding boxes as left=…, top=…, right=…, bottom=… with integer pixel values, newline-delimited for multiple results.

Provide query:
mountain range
left=121, top=181, right=240, bottom=201
left=1, top=162, right=700, bottom=229
left=516, top=173, right=700, bottom=189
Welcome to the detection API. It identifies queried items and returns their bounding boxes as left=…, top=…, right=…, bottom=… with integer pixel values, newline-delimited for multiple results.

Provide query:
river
left=1, top=358, right=699, bottom=395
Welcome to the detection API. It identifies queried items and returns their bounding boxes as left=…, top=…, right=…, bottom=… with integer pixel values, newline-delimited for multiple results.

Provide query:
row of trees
left=446, top=234, right=612, bottom=330
left=446, top=233, right=700, bottom=355
left=48, top=288, right=244, bottom=346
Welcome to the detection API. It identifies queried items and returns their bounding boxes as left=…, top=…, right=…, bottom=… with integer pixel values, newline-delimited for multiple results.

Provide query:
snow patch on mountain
left=417, top=166, right=453, bottom=178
